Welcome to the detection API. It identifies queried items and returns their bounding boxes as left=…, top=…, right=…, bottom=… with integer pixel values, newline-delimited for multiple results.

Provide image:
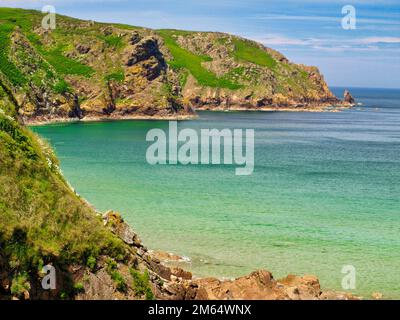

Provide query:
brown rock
left=372, top=292, right=383, bottom=300
left=192, top=270, right=283, bottom=300
left=102, top=211, right=143, bottom=248
left=344, top=90, right=355, bottom=104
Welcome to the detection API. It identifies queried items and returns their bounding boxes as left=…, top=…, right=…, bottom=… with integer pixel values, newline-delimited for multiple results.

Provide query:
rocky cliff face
left=0, top=8, right=350, bottom=125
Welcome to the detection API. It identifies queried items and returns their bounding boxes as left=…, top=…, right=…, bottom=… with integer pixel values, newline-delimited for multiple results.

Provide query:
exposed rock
left=126, top=37, right=165, bottom=70
left=130, top=31, right=142, bottom=45
left=344, top=90, right=355, bottom=104
left=151, top=250, right=190, bottom=263
left=100, top=210, right=361, bottom=301
left=103, top=211, right=143, bottom=248
left=76, top=44, right=91, bottom=54
left=372, top=292, right=383, bottom=300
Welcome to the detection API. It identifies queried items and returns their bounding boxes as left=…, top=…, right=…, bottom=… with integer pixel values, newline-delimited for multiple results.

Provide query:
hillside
left=0, top=8, right=345, bottom=124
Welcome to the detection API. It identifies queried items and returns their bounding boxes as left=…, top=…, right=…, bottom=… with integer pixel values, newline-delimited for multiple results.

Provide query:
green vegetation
left=0, top=24, right=26, bottom=86
left=112, top=23, right=140, bottom=30
left=100, top=35, right=125, bottom=49
left=0, top=86, right=128, bottom=297
left=0, top=8, right=37, bottom=31
left=39, top=46, right=94, bottom=77
left=130, top=268, right=154, bottom=300
left=10, top=272, right=30, bottom=297
left=73, top=282, right=85, bottom=294
left=53, top=79, right=71, bottom=94
left=232, top=38, right=277, bottom=68
left=86, top=255, right=97, bottom=270
left=105, top=71, right=125, bottom=83
left=158, top=30, right=242, bottom=90
left=106, top=258, right=127, bottom=292
left=0, top=8, right=94, bottom=88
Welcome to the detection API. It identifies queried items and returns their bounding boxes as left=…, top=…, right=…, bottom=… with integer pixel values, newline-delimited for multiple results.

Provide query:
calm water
left=32, top=87, right=400, bottom=298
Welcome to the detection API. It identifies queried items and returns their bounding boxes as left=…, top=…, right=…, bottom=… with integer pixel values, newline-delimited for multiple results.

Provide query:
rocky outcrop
left=344, top=90, right=355, bottom=105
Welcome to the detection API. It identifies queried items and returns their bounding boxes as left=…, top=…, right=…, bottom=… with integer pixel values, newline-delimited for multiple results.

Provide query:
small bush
left=110, top=271, right=127, bottom=292
left=73, top=282, right=85, bottom=294
left=130, top=269, right=154, bottom=300
left=86, top=256, right=97, bottom=270
left=10, top=273, right=30, bottom=297
left=105, top=258, right=127, bottom=292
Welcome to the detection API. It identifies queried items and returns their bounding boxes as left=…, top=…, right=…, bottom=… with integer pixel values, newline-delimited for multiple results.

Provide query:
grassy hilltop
left=0, top=8, right=340, bottom=123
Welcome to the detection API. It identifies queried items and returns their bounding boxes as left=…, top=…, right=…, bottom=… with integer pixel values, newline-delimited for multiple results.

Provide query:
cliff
left=0, top=8, right=350, bottom=125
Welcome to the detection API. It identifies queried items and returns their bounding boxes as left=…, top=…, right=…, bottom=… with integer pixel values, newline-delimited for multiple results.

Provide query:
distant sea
left=31, top=87, right=400, bottom=299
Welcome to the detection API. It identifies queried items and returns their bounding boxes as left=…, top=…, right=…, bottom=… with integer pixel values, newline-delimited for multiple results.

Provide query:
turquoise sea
left=32, top=87, right=400, bottom=299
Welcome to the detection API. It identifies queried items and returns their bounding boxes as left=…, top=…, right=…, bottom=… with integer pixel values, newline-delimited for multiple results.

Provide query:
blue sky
left=1, top=0, right=399, bottom=88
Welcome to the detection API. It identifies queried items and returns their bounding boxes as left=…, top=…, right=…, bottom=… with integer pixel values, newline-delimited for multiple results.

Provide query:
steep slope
left=0, top=8, right=346, bottom=124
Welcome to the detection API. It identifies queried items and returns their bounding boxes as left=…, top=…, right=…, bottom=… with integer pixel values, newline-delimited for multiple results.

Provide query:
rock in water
left=344, top=90, right=355, bottom=104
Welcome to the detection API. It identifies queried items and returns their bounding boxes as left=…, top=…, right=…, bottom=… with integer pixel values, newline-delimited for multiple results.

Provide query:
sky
left=1, top=0, right=399, bottom=89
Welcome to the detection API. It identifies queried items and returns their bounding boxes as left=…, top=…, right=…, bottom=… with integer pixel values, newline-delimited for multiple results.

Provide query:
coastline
left=100, top=210, right=363, bottom=300
left=25, top=103, right=353, bottom=126
left=196, top=103, right=352, bottom=113
left=26, top=113, right=199, bottom=126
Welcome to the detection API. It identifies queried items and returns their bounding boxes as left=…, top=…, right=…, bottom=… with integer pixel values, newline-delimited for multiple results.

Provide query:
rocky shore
left=73, top=210, right=361, bottom=300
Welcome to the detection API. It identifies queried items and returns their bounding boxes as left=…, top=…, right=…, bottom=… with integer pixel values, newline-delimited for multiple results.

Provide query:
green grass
left=105, top=71, right=125, bottom=82
left=0, top=90, right=128, bottom=296
left=158, top=30, right=242, bottom=90
left=0, top=8, right=37, bottom=32
left=0, top=8, right=94, bottom=82
left=39, top=46, right=94, bottom=77
left=0, top=24, right=26, bottom=86
left=53, top=79, right=71, bottom=94
left=99, top=35, right=125, bottom=49
left=232, top=38, right=277, bottom=68
left=106, top=258, right=127, bottom=292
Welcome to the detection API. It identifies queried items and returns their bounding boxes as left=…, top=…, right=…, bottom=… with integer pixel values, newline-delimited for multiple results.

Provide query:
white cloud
left=253, top=14, right=400, bottom=26
left=359, top=37, right=400, bottom=44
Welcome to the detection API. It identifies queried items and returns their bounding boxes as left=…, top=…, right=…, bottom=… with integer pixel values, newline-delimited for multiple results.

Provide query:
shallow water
left=32, top=87, right=400, bottom=298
